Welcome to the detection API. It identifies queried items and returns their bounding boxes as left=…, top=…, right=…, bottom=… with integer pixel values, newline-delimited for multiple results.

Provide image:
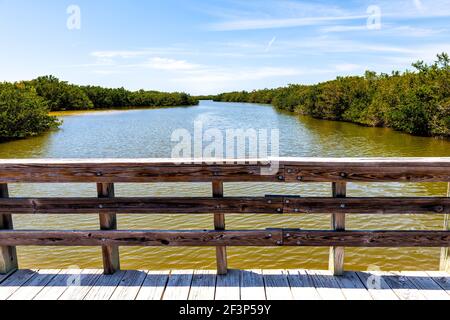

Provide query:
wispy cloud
left=142, top=57, right=200, bottom=71
left=210, top=15, right=367, bottom=31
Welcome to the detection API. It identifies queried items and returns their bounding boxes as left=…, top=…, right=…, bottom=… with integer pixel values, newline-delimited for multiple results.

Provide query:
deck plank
left=0, top=270, right=15, bottom=285
left=8, top=269, right=59, bottom=300
left=0, top=270, right=38, bottom=300
left=335, top=272, right=373, bottom=300
left=307, top=270, right=346, bottom=300
left=400, top=271, right=450, bottom=300
left=163, top=270, right=193, bottom=300
left=263, top=270, right=293, bottom=300
left=240, top=269, right=266, bottom=300
left=356, top=271, right=399, bottom=300
left=189, top=270, right=217, bottom=300
left=136, top=271, right=169, bottom=300
left=215, top=269, right=240, bottom=300
left=83, top=270, right=126, bottom=300
left=382, top=271, right=427, bottom=300
left=287, top=269, right=321, bottom=300
left=426, top=271, right=450, bottom=292
left=59, top=269, right=102, bottom=300
left=34, top=269, right=80, bottom=300
left=110, top=270, right=147, bottom=300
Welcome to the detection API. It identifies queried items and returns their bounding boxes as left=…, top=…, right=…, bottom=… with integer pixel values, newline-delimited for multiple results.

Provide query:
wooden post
left=0, top=184, right=18, bottom=274
left=329, top=182, right=346, bottom=276
left=213, top=180, right=227, bottom=275
left=440, top=183, right=450, bottom=272
left=97, top=183, right=120, bottom=275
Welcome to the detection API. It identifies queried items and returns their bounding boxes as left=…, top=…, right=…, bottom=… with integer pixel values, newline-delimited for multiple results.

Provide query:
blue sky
left=0, top=0, right=450, bottom=94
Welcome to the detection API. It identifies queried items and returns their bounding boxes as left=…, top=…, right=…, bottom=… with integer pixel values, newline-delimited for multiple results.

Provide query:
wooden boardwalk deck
left=0, top=269, right=449, bottom=300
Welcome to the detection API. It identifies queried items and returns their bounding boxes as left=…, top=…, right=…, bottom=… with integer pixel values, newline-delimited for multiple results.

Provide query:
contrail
left=265, top=36, right=277, bottom=52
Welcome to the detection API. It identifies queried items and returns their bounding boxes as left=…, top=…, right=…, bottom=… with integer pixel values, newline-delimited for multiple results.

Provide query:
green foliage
left=0, top=76, right=199, bottom=141
left=214, top=53, right=450, bottom=137
left=0, top=82, right=60, bottom=141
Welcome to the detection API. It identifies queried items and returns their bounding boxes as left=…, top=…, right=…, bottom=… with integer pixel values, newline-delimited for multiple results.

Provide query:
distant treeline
left=214, top=53, right=450, bottom=137
left=0, top=76, right=198, bottom=141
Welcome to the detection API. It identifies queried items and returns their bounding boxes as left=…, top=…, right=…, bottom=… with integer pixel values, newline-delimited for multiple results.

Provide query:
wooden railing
left=0, top=158, right=449, bottom=276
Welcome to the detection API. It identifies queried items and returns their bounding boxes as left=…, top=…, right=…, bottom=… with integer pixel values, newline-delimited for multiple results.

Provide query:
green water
left=1, top=100, right=449, bottom=271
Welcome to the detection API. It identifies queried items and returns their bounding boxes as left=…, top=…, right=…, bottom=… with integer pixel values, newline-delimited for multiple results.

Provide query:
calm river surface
left=1, top=100, right=450, bottom=271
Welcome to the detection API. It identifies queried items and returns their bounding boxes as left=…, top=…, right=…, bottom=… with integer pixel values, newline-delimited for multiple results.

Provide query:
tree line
left=0, top=76, right=198, bottom=141
left=214, top=53, right=450, bottom=137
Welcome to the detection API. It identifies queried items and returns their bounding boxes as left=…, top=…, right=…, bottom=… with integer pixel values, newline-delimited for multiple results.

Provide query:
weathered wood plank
left=0, top=270, right=14, bottom=285
left=400, top=271, right=450, bottom=300
left=83, top=270, right=126, bottom=300
left=356, top=271, right=399, bottom=300
left=213, top=181, right=227, bottom=275
left=307, top=270, right=346, bottom=300
left=58, top=269, right=103, bottom=300
left=0, top=230, right=448, bottom=247
left=136, top=270, right=169, bottom=300
left=426, top=271, right=450, bottom=293
left=34, top=269, right=80, bottom=300
left=240, top=270, right=266, bottom=300
left=334, top=272, right=372, bottom=300
left=0, top=160, right=277, bottom=183
left=329, top=182, right=346, bottom=276
left=0, top=184, right=17, bottom=275
left=163, top=270, right=193, bottom=300
left=2, top=196, right=450, bottom=215
left=0, top=230, right=282, bottom=246
left=286, top=269, right=321, bottom=300
left=8, top=269, right=59, bottom=300
left=98, top=183, right=120, bottom=275
left=110, top=270, right=147, bottom=300
left=382, top=272, right=427, bottom=300
left=188, top=270, right=217, bottom=300
left=0, top=269, right=36, bottom=300
left=215, top=269, right=240, bottom=300
left=283, top=230, right=450, bottom=247
left=440, top=183, right=450, bottom=272
left=1, top=158, right=450, bottom=183
left=262, top=269, right=293, bottom=300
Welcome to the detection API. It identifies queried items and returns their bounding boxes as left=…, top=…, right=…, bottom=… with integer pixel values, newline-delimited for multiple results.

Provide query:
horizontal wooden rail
left=1, top=158, right=450, bottom=183
left=0, top=230, right=448, bottom=247
left=0, top=197, right=449, bottom=214
left=0, top=157, right=449, bottom=276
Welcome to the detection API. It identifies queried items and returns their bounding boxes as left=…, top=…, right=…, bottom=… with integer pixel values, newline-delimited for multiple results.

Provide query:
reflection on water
left=1, top=101, right=449, bottom=271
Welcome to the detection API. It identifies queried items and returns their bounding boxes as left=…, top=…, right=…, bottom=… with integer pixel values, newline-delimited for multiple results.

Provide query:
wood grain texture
left=400, top=271, right=450, bottom=300
left=188, top=270, right=217, bottom=300
left=329, top=182, right=346, bottom=276
left=0, top=269, right=36, bottom=300
left=334, top=271, right=373, bottom=300
left=97, top=183, right=120, bottom=275
left=58, top=269, right=103, bottom=300
left=0, top=229, right=449, bottom=247
left=0, top=184, right=17, bottom=274
left=286, top=269, right=321, bottom=300
left=1, top=158, right=450, bottom=183
left=135, top=271, right=169, bottom=300
left=213, top=181, right=227, bottom=275
left=8, top=269, right=59, bottom=300
left=262, top=269, right=293, bottom=300
left=356, top=271, right=399, bottom=300
left=2, top=196, right=450, bottom=215
left=83, top=270, right=126, bottom=300
left=109, top=270, right=147, bottom=300
left=306, top=270, right=346, bottom=300
left=163, top=270, right=193, bottom=300
left=0, top=230, right=283, bottom=246
left=215, top=269, right=240, bottom=300
left=240, top=270, right=265, bottom=300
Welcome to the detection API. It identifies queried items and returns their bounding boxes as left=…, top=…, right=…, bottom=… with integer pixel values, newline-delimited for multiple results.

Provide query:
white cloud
left=143, top=57, right=200, bottom=71
left=210, top=15, right=367, bottom=31
left=335, top=63, right=362, bottom=72
left=91, top=50, right=150, bottom=59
